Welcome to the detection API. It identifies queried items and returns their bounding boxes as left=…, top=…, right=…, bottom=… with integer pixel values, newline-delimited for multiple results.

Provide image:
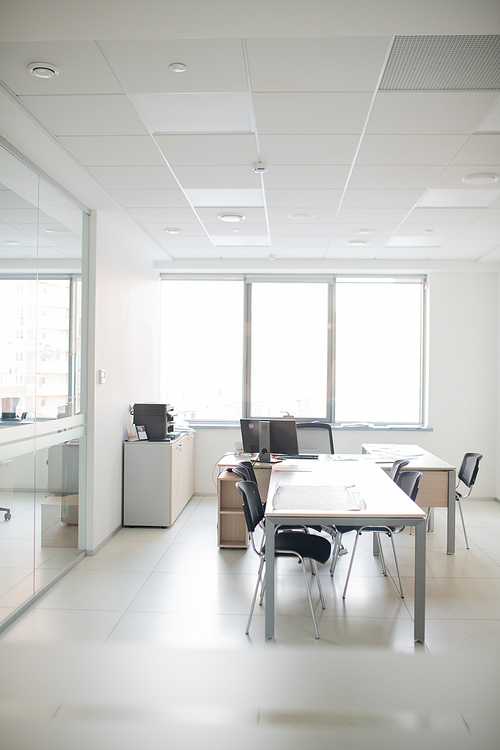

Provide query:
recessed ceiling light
left=233, top=228, right=242, bottom=233
left=218, top=214, right=245, bottom=223
left=252, top=163, right=268, bottom=174
left=348, top=240, right=369, bottom=246
left=462, top=172, right=499, bottom=186
left=5, top=240, right=19, bottom=246
left=164, top=228, right=181, bottom=234
left=169, top=62, right=187, bottom=73
left=357, top=228, right=372, bottom=235
left=45, top=228, right=68, bottom=235
left=288, top=213, right=314, bottom=220
left=28, top=62, right=59, bottom=78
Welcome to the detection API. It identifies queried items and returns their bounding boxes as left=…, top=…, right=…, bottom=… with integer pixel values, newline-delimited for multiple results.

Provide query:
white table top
left=361, top=444, right=455, bottom=471
left=266, top=455, right=426, bottom=520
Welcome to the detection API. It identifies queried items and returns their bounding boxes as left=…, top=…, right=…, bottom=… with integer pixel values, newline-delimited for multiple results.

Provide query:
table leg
left=414, top=518, right=426, bottom=643
left=447, top=469, right=456, bottom=555
left=372, top=533, right=381, bottom=556
left=265, top=518, right=276, bottom=640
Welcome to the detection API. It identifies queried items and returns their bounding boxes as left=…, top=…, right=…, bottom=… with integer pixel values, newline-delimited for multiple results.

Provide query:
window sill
left=186, top=421, right=432, bottom=431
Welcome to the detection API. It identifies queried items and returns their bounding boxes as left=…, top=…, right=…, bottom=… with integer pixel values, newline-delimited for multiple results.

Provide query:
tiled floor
left=1, top=495, right=500, bottom=652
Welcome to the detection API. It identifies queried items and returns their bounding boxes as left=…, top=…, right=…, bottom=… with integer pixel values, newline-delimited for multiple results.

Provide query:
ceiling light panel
left=131, top=93, right=253, bottom=133
left=253, top=93, right=372, bottom=134
left=418, top=189, right=500, bottom=208
left=155, top=134, right=258, bottom=165
left=89, top=166, right=179, bottom=190
left=246, top=37, right=391, bottom=91
left=98, top=39, right=248, bottom=93
left=19, top=95, right=148, bottom=136
left=184, top=188, right=264, bottom=207
left=431, top=165, right=500, bottom=189
left=60, top=136, right=165, bottom=166
left=0, top=41, right=122, bottom=94
left=367, top=91, right=500, bottom=134
left=195, top=207, right=266, bottom=224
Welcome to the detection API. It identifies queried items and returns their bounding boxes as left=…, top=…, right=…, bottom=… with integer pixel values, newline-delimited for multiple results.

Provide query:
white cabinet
left=123, top=433, right=195, bottom=527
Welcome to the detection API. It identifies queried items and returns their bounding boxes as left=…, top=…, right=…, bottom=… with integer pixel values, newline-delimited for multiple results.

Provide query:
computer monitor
left=240, top=418, right=299, bottom=459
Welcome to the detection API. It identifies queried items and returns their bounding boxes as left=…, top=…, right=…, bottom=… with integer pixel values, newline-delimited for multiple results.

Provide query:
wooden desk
left=265, top=456, right=427, bottom=642
left=361, top=444, right=456, bottom=554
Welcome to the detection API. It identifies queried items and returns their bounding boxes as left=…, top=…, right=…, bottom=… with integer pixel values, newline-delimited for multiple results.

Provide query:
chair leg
left=427, top=507, right=434, bottom=532
left=311, top=560, right=326, bottom=609
left=457, top=497, right=470, bottom=549
left=388, top=533, right=404, bottom=598
left=376, top=533, right=388, bottom=576
left=246, top=556, right=265, bottom=635
left=301, top=558, right=320, bottom=639
left=342, top=531, right=361, bottom=599
left=330, top=532, right=342, bottom=576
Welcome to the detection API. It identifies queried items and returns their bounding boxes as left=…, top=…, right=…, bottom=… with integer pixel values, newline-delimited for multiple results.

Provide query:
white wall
left=193, top=271, right=498, bottom=499
left=86, top=211, right=160, bottom=550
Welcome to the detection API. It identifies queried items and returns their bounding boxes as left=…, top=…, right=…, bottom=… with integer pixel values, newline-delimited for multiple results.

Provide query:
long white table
left=264, top=455, right=428, bottom=642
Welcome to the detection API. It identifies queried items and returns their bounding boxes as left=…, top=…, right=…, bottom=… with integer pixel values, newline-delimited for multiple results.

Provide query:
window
left=160, top=275, right=425, bottom=425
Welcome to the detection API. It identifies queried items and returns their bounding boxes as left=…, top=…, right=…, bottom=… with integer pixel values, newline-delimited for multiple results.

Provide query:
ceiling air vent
left=380, top=35, right=500, bottom=91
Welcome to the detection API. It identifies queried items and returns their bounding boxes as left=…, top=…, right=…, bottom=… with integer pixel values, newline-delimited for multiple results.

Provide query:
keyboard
left=273, top=454, right=319, bottom=460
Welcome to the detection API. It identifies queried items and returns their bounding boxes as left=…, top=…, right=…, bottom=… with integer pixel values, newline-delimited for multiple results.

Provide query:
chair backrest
left=236, top=481, right=264, bottom=533
left=458, top=453, right=482, bottom=489
left=395, top=470, right=422, bottom=502
left=296, top=422, right=334, bottom=454
left=238, top=460, right=258, bottom=483
left=389, top=458, right=410, bottom=482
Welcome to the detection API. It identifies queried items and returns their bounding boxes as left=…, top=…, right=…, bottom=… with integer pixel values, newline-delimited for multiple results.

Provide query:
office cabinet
left=217, top=456, right=272, bottom=548
left=123, top=433, right=195, bottom=527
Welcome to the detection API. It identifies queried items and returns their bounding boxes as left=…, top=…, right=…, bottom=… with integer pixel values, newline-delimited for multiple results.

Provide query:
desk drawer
left=415, top=470, right=449, bottom=508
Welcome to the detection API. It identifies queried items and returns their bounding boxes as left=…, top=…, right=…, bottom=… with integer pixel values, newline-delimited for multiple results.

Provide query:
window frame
left=160, top=273, right=427, bottom=428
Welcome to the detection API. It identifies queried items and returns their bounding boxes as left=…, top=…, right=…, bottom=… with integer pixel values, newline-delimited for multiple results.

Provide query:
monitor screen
left=270, top=419, right=298, bottom=456
left=240, top=419, right=260, bottom=454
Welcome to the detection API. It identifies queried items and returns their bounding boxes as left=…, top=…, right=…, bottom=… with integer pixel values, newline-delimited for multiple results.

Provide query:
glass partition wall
left=0, top=143, right=87, bottom=626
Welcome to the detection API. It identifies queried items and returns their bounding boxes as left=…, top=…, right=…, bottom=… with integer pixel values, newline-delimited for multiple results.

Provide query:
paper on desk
left=273, top=485, right=366, bottom=511
left=273, top=463, right=312, bottom=472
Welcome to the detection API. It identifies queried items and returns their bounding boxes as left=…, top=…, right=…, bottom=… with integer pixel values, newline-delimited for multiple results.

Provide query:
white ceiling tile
left=385, top=236, right=445, bottom=247
left=328, top=236, right=391, bottom=249
left=99, top=39, right=248, bottom=93
left=473, top=209, right=500, bottom=224
left=265, top=189, right=342, bottom=209
left=330, top=224, right=396, bottom=237
left=349, top=165, right=442, bottom=190
left=267, top=223, right=332, bottom=237
left=247, top=37, right=391, bottom=92
left=89, top=166, right=178, bottom=189
left=476, top=99, right=500, bottom=133
left=20, top=95, right=147, bottom=136
left=110, top=190, right=191, bottom=208
left=204, top=224, right=268, bottom=236
left=129, top=208, right=199, bottom=223
left=212, top=236, right=269, bottom=247
left=431, top=166, right=500, bottom=189
left=407, top=207, right=485, bottom=224
left=132, top=93, right=253, bottom=133
left=156, top=235, right=213, bottom=247
left=0, top=192, right=34, bottom=209
left=217, top=247, right=270, bottom=259
left=356, top=134, right=468, bottom=165
left=429, top=246, right=489, bottom=260
left=267, top=208, right=337, bottom=223
left=269, top=248, right=325, bottom=259
left=394, top=224, right=458, bottom=237
left=341, top=189, right=425, bottom=209
left=417, top=189, right=500, bottom=208
left=376, top=247, right=433, bottom=260
left=195, top=207, right=266, bottom=224
left=155, top=134, right=258, bottom=166
left=264, top=165, right=350, bottom=189
left=324, top=247, right=379, bottom=259
left=253, top=93, right=372, bottom=134
left=173, top=166, right=261, bottom=189
left=60, top=136, right=164, bottom=166
left=141, top=223, right=205, bottom=236
left=367, top=92, right=500, bottom=135
left=456, top=223, right=500, bottom=237
left=479, top=248, right=500, bottom=263
left=185, top=188, right=264, bottom=207
left=336, top=208, right=409, bottom=224
left=439, top=236, right=500, bottom=250
left=165, top=247, right=221, bottom=259
left=450, top=134, right=500, bottom=165
left=259, top=134, right=359, bottom=165
left=0, top=41, right=122, bottom=95
left=271, top=236, right=328, bottom=247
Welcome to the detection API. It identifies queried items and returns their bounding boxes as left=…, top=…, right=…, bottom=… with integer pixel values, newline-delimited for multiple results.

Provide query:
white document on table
left=273, top=485, right=366, bottom=511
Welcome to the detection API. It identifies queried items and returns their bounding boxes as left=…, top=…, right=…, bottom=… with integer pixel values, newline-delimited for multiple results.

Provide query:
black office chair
left=0, top=504, right=11, bottom=521
left=330, top=470, right=422, bottom=600
left=297, top=422, right=334, bottom=454
left=236, top=480, right=331, bottom=639
left=389, top=458, right=410, bottom=483
left=456, top=453, right=482, bottom=549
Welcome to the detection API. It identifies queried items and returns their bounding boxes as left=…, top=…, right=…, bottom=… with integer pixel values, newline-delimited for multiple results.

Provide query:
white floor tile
left=0, top=607, right=123, bottom=645
left=31, top=569, right=150, bottom=611
left=77, top=542, right=170, bottom=572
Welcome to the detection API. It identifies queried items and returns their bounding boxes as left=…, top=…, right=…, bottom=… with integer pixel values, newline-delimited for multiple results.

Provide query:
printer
left=133, top=403, right=175, bottom=441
